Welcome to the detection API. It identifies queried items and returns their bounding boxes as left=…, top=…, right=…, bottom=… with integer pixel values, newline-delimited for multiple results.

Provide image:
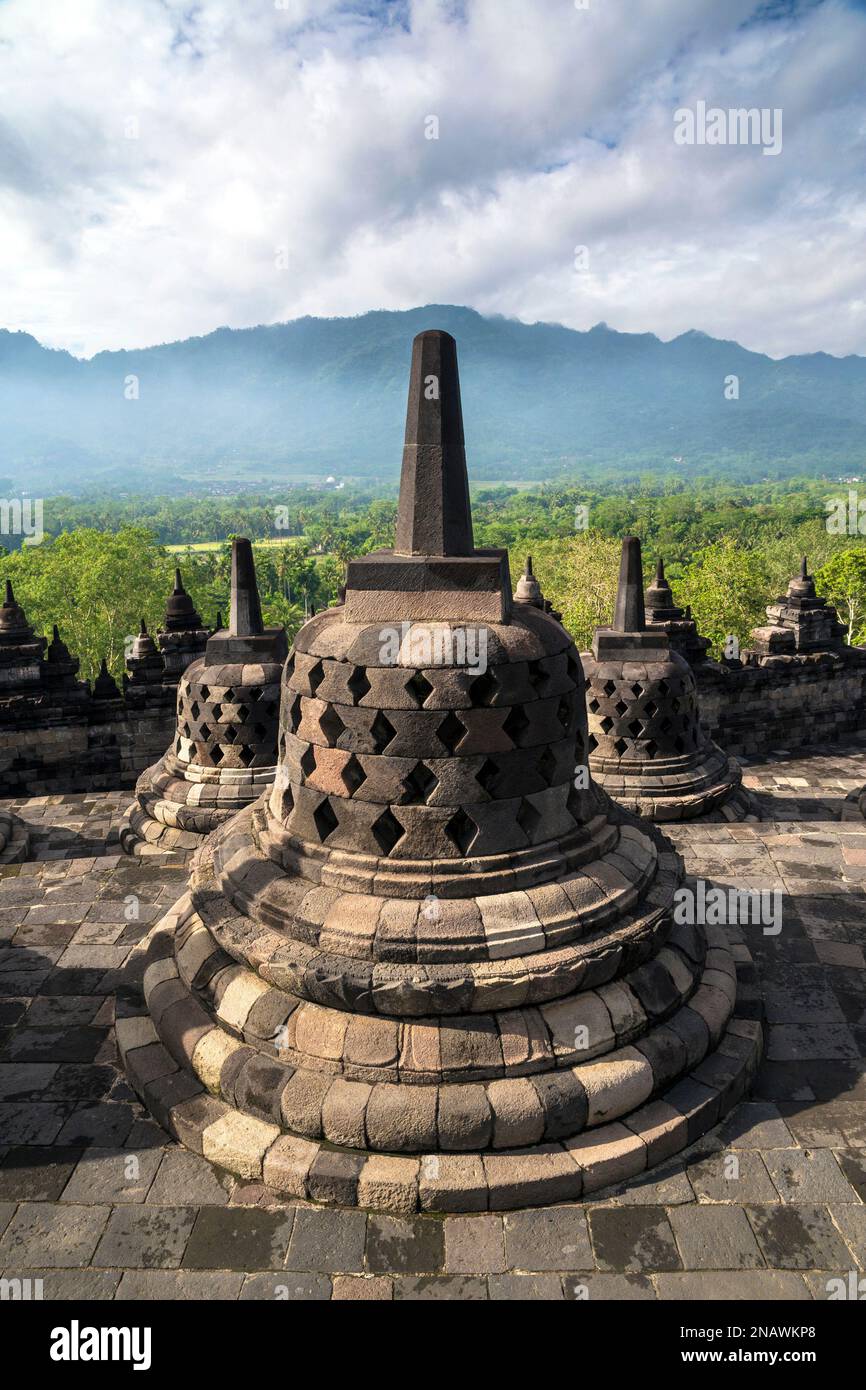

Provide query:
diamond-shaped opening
left=644, top=700, right=658, bottom=717
left=503, top=705, right=530, bottom=746
left=372, top=807, right=404, bottom=854
left=470, top=669, right=497, bottom=706
left=476, top=757, right=498, bottom=795
left=288, top=694, right=302, bottom=733
left=223, top=724, right=237, bottom=744
left=657, top=679, right=669, bottom=695
left=516, top=798, right=542, bottom=842
left=406, top=671, right=434, bottom=707
left=437, top=711, right=466, bottom=754
left=319, top=704, right=346, bottom=746
left=630, top=683, right=643, bottom=697
left=236, top=703, right=250, bottom=723
left=401, top=761, right=439, bottom=804
left=538, top=746, right=558, bottom=785
left=588, top=698, right=600, bottom=713
left=264, top=701, right=277, bottom=717
left=341, top=753, right=367, bottom=796
left=313, top=797, right=338, bottom=842
left=190, top=700, right=200, bottom=720
left=283, top=657, right=295, bottom=682
left=614, top=700, right=628, bottom=717
left=175, top=736, right=183, bottom=754
left=180, top=722, right=191, bottom=739
left=614, top=737, right=628, bottom=756
left=445, top=809, right=478, bottom=855
left=371, top=710, right=396, bottom=753
left=527, top=660, right=550, bottom=695
left=557, top=698, right=571, bottom=730
left=603, top=680, right=617, bottom=696
left=645, top=739, right=658, bottom=760
left=281, top=785, right=294, bottom=816
left=199, top=723, right=211, bottom=742
left=600, top=716, right=614, bottom=734
left=587, top=732, right=598, bottom=753
left=249, top=686, right=263, bottom=702
left=308, top=663, right=324, bottom=696
left=210, top=745, right=224, bottom=764
left=238, top=745, right=255, bottom=767
left=199, top=684, right=209, bottom=700
left=300, top=745, right=317, bottom=777
left=211, top=703, right=222, bottom=721
left=223, top=687, right=235, bottom=701
left=628, top=719, right=643, bottom=738
left=347, top=666, right=371, bottom=704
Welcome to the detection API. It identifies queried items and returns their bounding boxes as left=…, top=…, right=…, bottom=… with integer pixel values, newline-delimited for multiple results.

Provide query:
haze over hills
left=1, top=305, right=864, bottom=495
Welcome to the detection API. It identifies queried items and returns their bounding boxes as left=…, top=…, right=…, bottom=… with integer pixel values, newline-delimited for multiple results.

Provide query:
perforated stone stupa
left=118, top=332, right=762, bottom=1214
left=583, top=538, right=751, bottom=822
left=120, top=539, right=286, bottom=856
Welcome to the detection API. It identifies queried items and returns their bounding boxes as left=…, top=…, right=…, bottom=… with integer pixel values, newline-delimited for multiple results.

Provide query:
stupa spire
left=613, top=536, right=646, bottom=633
left=394, top=329, right=474, bottom=557
left=229, top=538, right=264, bottom=638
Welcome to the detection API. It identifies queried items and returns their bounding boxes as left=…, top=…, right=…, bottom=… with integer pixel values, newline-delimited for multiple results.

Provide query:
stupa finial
left=229, top=539, right=264, bottom=638
left=613, top=536, right=646, bottom=633
left=394, top=329, right=474, bottom=557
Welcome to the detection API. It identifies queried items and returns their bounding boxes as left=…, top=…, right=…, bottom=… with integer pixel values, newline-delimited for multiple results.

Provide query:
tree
left=816, top=549, right=866, bottom=645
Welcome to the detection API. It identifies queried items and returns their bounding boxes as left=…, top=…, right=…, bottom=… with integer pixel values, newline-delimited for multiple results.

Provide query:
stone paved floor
left=1, top=745, right=865, bottom=1300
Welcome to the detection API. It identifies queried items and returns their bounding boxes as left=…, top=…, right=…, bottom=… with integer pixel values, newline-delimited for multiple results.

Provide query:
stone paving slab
left=0, top=746, right=865, bottom=1297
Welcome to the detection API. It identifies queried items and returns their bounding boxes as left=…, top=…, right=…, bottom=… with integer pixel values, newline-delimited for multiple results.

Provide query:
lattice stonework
left=175, top=670, right=281, bottom=770
left=584, top=668, right=702, bottom=761
left=271, top=636, right=591, bottom=859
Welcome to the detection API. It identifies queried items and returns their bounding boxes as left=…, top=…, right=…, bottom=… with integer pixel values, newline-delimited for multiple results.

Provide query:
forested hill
left=2, top=305, right=865, bottom=493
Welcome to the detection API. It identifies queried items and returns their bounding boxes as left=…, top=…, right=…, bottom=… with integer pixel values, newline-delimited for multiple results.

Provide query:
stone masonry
left=116, top=331, right=762, bottom=1214
left=120, top=540, right=287, bottom=859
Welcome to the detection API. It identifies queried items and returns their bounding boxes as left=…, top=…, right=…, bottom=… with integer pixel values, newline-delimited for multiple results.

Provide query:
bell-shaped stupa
left=583, top=538, right=751, bottom=822
left=120, top=540, right=286, bottom=855
left=118, top=333, right=761, bottom=1212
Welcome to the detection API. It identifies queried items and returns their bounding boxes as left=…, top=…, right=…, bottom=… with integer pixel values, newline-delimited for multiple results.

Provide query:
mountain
left=2, top=305, right=865, bottom=493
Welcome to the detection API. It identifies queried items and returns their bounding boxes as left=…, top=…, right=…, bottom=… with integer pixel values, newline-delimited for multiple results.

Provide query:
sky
left=0, top=0, right=865, bottom=359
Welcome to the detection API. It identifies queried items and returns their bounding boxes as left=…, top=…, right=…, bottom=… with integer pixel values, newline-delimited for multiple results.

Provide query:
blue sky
left=0, top=0, right=864, bottom=357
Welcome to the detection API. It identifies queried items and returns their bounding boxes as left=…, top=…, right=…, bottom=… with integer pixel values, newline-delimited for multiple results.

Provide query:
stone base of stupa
left=0, top=809, right=29, bottom=864
left=590, top=746, right=755, bottom=823
left=118, top=797, right=762, bottom=1214
left=120, top=752, right=276, bottom=856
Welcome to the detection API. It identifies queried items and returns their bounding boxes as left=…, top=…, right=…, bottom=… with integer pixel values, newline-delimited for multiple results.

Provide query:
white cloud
left=0, top=0, right=864, bottom=357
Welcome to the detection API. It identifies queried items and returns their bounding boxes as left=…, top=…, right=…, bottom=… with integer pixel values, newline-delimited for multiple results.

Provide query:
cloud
left=0, top=0, right=864, bottom=357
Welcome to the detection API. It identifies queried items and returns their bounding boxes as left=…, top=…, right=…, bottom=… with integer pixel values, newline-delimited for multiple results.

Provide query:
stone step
left=172, top=908, right=710, bottom=1085
left=118, top=915, right=762, bottom=1212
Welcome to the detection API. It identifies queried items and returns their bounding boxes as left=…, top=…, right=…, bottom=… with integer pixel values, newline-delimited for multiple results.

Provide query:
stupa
left=644, top=559, right=711, bottom=665
left=118, top=332, right=762, bottom=1213
left=120, top=539, right=286, bottom=856
left=582, top=538, right=751, bottom=822
left=157, top=568, right=211, bottom=684
left=749, top=557, right=846, bottom=664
